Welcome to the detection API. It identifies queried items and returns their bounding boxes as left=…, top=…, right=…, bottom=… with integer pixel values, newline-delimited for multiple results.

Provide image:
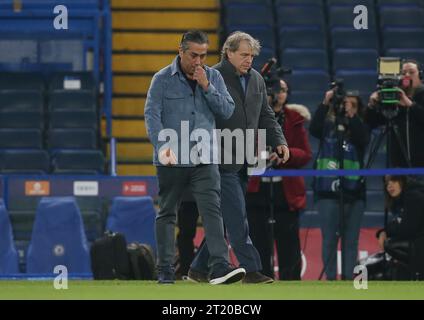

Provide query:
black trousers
left=176, top=201, right=199, bottom=276
left=246, top=183, right=302, bottom=280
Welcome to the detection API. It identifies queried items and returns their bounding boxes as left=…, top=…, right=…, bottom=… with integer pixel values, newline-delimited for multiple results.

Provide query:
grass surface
left=0, top=280, right=423, bottom=300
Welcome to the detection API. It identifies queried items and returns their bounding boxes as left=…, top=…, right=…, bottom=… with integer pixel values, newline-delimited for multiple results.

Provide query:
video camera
left=260, top=58, right=292, bottom=103
left=376, top=57, right=412, bottom=119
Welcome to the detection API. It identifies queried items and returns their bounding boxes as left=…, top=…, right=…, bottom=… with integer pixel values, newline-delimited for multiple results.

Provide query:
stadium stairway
left=106, top=0, right=221, bottom=175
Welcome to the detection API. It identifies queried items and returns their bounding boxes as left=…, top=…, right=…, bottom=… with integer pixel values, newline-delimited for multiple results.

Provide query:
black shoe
left=157, top=267, right=175, bottom=284
left=209, top=265, right=246, bottom=285
left=187, top=268, right=208, bottom=283
left=242, top=272, right=274, bottom=284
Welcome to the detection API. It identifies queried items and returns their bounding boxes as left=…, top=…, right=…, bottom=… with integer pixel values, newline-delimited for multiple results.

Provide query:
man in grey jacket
left=189, top=31, right=290, bottom=283
left=144, top=30, right=246, bottom=284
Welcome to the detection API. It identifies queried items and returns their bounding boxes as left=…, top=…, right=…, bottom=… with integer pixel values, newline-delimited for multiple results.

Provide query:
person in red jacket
left=246, top=79, right=312, bottom=280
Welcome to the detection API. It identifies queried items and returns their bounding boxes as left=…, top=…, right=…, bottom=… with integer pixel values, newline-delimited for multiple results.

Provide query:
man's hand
left=398, top=89, right=413, bottom=108
left=269, top=145, right=290, bottom=166
left=193, top=66, right=209, bottom=91
left=159, top=147, right=177, bottom=166
left=378, top=231, right=387, bottom=251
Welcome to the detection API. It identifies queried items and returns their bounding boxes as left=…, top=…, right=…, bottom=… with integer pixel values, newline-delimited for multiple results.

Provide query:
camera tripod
left=365, top=113, right=412, bottom=233
left=318, top=112, right=350, bottom=280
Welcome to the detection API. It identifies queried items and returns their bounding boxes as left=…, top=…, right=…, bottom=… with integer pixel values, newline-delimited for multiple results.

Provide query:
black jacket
left=309, top=103, right=370, bottom=200
left=366, top=85, right=424, bottom=167
left=214, top=59, right=287, bottom=173
left=379, top=180, right=424, bottom=277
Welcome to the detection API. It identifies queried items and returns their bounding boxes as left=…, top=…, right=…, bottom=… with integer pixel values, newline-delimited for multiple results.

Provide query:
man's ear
left=178, top=46, right=184, bottom=58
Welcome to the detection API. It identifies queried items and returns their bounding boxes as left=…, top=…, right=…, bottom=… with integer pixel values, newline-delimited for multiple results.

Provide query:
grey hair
left=221, top=31, right=261, bottom=59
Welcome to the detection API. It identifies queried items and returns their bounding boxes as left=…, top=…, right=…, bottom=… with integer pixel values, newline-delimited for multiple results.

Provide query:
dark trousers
left=156, top=165, right=229, bottom=271
left=191, top=166, right=263, bottom=273
left=176, top=201, right=199, bottom=276
left=246, top=183, right=301, bottom=280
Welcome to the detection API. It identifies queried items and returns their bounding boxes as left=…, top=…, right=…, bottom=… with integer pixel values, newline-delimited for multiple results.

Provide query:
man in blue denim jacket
left=145, top=30, right=245, bottom=284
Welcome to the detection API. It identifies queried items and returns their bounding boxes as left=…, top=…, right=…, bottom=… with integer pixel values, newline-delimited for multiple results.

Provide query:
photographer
left=366, top=60, right=424, bottom=168
left=377, top=175, right=424, bottom=280
left=309, top=87, right=370, bottom=280
left=247, top=79, right=312, bottom=280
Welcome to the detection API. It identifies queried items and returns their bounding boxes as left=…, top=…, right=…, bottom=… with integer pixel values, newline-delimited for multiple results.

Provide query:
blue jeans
left=317, top=198, right=364, bottom=280
left=191, top=167, right=262, bottom=273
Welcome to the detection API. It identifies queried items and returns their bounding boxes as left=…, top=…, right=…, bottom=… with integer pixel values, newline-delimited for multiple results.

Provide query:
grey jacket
left=214, top=58, right=287, bottom=172
left=144, top=56, right=235, bottom=166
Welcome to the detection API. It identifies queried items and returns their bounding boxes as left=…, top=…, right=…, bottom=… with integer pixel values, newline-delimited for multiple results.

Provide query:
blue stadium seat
left=377, top=0, right=424, bottom=6
left=333, top=49, right=378, bottom=72
left=49, top=72, right=96, bottom=92
left=276, top=0, right=323, bottom=5
left=26, top=197, right=91, bottom=273
left=48, top=90, right=96, bottom=111
left=0, top=91, right=43, bottom=111
left=0, top=0, right=101, bottom=10
left=0, top=73, right=44, bottom=92
left=327, top=0, right=375, bottom=5
left=280, top=48, right=328, bottom=71
left=276, top=5, right=325, bottom=29
left=334, top=70, right=378, bottom=94
left=366, top=175, right=385, bottom=191
left=226, top=26, right=276, bottom=50
left=0, top=129, right=43, bottom=149
left=49, top=110, right=98, bottom=129
left=225, top=4, right=274, bottom=29
left=0, top=92, right=44, bottom=129
left=252, top=47, right=276, bottom=72
left=51, top=150, right=105, bottom=174
left=290, top=91, right=324, bottom=111
left=223, top=0, right=272, bottom=5
left=48, top=128, right=97, bottom=150
left=0, top=150, right=50, bottom=174
left=285, top=71, right=330, bottom=92
left=385, top=48, right=424, bottom=62
left=331, top=28, right=379, bottom=50
left=279, top=27, right=327, bottom=50
left=0, top=111, right=44, bottom=129
left=382, top=28, right=424, bottom=51
left=366, top=191, right=385, bottom=211
left=106, top=197, right=156, bottom=250
left=379, top=7, right=424, bottom=29
left=328, top=5, right=377, bottom=30
left=0, top=199, right=19, bottom=274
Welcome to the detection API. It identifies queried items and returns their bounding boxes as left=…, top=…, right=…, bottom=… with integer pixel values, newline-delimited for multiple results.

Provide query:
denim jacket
left=144, top=56, right=235, bottom=166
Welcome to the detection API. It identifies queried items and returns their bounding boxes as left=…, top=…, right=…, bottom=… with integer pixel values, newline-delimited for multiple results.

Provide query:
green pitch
left=0, top=281, right=423, bottom=300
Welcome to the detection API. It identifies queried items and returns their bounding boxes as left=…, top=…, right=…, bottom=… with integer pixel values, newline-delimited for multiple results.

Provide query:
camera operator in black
left=246, top=79, right=312, bottom=280
left=310, top=87, right=370, bottom=280
left=377, top=175, right=424, bottom=280
left=366, top=60, right=424, bottom=168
